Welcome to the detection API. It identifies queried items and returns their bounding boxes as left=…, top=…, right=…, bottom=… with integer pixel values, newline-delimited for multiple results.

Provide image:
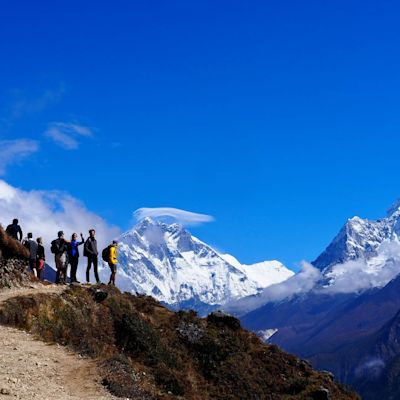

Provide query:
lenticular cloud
left=134, top=207, right=214, bottom=226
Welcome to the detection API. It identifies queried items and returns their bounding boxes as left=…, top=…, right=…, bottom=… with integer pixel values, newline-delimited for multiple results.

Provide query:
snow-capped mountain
left=115, top=217, right=293, bottom=313
left=237, top=199, right=400, bottom=400
left=313, top=199, right=400, bottom=271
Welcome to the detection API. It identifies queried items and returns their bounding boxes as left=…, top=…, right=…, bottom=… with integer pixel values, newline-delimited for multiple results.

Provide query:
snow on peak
left=220, top=254, right=294, bottom=288
left=314, top=199, right=400, bottom=272
left=115, top=220, right=293, bottom=313
left=387, top=199, right=400, bottom=217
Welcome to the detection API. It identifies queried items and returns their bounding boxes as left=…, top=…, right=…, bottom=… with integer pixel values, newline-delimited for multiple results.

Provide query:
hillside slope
left=0, top=285, right=359, bottom=400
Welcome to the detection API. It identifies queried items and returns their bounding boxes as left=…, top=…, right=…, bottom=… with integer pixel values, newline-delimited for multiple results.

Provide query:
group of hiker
left=5, top=219, right=118, bottom=286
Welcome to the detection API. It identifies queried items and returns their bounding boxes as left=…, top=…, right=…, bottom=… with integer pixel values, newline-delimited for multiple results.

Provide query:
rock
left=321, top=370, right=335, bottom=380
left=177, top=321, right=204, bottom=343
left=91, top=289, right=108, bottom=303
left=207, top=311, right=241, bottom=330
left=311, top=387, right=331, bottom=400
left=0, top=387, right=11, bottom=395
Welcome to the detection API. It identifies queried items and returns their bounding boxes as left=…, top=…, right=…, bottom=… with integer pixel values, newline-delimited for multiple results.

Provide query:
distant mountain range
left=114, top=217, right=293, bottom=314
left=236, top=199, right=400, bottom=400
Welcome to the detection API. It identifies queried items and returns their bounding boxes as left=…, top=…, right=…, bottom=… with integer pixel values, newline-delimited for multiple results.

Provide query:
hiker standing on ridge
left=84, top=229, right=100, bottom=284
left=6, top=218, right=23, bottom=241
left=68, top=233, right=84, bottom=283
left=23, top=232, right=38, bottom=276
left=36, top=237, right=45, bottom=280
left=51, top=231, right=69, bottom=284
left=107, top=240, right=118, bottom=286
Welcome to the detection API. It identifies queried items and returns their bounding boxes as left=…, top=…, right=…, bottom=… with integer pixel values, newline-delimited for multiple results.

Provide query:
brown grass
left=0, top=286, right=360, bottom=400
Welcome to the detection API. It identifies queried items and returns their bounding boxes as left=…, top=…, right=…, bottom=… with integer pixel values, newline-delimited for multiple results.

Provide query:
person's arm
left=18, top=227, right=23, bottom=242
left=78, top=233, right=85, bottom=246
left=85, top=239, right=94, bottom=255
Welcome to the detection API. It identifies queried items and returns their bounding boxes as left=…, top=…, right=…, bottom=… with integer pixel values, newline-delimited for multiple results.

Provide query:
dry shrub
left=0, top=226, right=29, bottom=259
left=0, top=285, right=361, bottom=400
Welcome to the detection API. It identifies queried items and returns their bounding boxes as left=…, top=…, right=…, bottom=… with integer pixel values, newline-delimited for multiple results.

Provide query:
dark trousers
left=28, top=259, right=35, bottom=272
left=86, top=255, right=99, bottom=283
left=69, top=256, right=79, bottom=282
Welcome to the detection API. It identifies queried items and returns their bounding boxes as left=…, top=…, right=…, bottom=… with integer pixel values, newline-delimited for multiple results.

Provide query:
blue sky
left=1, top=0, right=400, bottom=269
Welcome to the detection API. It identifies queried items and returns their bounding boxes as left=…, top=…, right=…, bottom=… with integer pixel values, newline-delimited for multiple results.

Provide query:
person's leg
left=29, top=259, right=36, bottom=276
left=70, top=257, right=76, bottom=282
left=74, top=257, right=79, bottom=281
left=63, top=261, right=68, bottom=283
left=108, top=264, right=112, bottom=284
left=86, top=256, right=92, bottom=283
left=55, top=256, right=61, bottom=284
left=93, top=256, right=100, bottom=283
left=62, top=264, right=68, bottom=284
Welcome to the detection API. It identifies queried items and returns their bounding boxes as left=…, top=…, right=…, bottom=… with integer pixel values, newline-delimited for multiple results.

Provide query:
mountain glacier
left=114, top=217, right=293, bottom=312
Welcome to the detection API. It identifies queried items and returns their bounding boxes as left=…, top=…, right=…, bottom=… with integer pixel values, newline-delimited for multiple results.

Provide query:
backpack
left=102, top=246, right=111, bottom=262
left=50, top=239, right=59, bottom=254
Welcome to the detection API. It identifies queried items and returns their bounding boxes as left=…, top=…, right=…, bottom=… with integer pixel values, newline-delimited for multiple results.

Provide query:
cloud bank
left=134, top=207, right=214, bottom=226
left=322, top=239, right=400, bottom=294
left=44, top=122, right=94, bottom=150
left=227, top=239, right=400, bottom=315
left=0, top=139, right=40, bottom=175
left=0, top=180, right=120, bottom=281
left=226, top=262, right=322, bottom=315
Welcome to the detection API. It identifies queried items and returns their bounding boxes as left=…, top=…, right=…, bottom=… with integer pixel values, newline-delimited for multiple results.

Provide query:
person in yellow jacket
left=108, top=240, right=118, bottom=285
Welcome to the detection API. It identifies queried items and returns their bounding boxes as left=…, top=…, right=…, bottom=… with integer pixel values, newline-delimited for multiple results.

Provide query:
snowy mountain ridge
left=313, top=199, right=400, bottom=272
left=114, top=217, right=293, bottom=312
left=226, top=200, right=400, bottom=317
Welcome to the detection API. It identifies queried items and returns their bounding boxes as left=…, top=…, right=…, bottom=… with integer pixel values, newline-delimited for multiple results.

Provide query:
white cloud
left=322, top=239, right=400, bottom=294
left=227, top=238, right=400, bottom=315
left=0, top=139, right=40, bottom=175
left=134, top=207, right=214, bottom=226
left=44, top=122, right=94, bottom=150
left=226, top=262, right=322, bottom=315
left=0, top=180, right=121, bottom=281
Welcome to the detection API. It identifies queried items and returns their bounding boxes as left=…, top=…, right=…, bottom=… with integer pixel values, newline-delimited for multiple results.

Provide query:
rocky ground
left=0, top=285, right=116, bottom=400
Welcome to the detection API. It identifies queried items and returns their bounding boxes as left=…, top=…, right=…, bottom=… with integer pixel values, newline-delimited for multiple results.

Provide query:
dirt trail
left=0, top=284, right=116, bottom=400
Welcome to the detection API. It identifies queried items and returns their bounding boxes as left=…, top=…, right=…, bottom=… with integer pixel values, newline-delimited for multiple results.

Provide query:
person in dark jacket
left=36, top=237, right=45, bottom=280
left=52, top=231, right=69, bottom=284
left=23, top=232, right=38, bottom=276
left=6, top=218, right=23, bottom=241
left=68, top=232, right=84, bottom=283
left=84, top=229, right=100, bottom=284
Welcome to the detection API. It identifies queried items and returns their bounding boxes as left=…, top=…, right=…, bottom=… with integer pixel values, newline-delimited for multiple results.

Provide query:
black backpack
left=50, top=239, right=59, bottom=254
left=102, top=246, right=111, bottom=262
